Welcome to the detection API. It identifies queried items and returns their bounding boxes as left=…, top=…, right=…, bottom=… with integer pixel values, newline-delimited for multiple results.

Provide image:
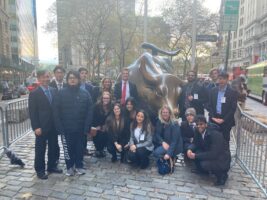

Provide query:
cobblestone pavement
left=0, top=133, right=266, bottom=200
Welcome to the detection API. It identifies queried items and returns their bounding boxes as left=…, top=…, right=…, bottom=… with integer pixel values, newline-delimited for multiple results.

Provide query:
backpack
left=157, top=158, right=174, bottom=175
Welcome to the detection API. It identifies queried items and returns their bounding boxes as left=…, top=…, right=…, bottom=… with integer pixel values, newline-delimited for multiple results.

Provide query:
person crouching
left=187, top=115, right=231, bottom=186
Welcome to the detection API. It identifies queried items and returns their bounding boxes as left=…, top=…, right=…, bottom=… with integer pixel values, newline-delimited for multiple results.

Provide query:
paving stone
left=65, top=188, right=85, bottom=195
left=0, top=132, right=266, bottom=200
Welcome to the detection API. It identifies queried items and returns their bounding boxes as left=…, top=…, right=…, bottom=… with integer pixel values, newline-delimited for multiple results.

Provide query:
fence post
left=0, top=106, right=7, bottom=148
left=4, top=105, right=10, bottom=147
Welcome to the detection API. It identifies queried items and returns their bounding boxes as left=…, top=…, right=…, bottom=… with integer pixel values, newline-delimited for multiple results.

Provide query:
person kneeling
left=153, top=105, right=183, bottom=165
left=187, top=115, right=231, bottom=186
left=128, top=110, right=153, bottom=169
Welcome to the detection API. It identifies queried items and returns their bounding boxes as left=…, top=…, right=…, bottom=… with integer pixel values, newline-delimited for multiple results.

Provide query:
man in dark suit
left=29, top=70, right=62, bottom=179
left=49, top=65, right=67, bottom=166
left=114, top=67, right=138, bottom=106
left=187, top=115, right=231, bottom=186
left=49, top=65, right=67, bottom=91
left=208, top=71, right=238, bottom=145
left=178, top=70, right=208, bottom=120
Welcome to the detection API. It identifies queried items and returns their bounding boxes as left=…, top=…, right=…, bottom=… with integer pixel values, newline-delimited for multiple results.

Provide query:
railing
left=233, top=104, right=267, bottom=197
left=0, top=98, right=31, bottom=154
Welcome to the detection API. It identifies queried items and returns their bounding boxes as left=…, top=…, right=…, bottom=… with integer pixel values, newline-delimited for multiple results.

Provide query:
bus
left=246, top=61, right=267, bottom=105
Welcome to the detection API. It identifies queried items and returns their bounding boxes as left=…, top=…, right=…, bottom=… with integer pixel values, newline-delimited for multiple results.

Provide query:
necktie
left=58, top=83, right=63, bottom=90
left=44, top=89, right=52, bottom=103
left=121, top=81, right=127, bottom=105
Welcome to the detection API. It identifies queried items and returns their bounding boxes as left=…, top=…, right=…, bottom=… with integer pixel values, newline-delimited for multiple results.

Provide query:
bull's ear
left=139, top=54, right=161, bottom=85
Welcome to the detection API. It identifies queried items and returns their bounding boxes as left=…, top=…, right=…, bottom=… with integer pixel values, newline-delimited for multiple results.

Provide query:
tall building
left=9, top=0, right=38, bottom=67
left=0, top=0, right=12, bottom=81
left=222, top=0, right=267, bottom=70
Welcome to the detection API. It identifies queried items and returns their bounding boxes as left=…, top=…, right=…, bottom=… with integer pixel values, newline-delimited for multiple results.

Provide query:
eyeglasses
left=196, top=123, right=206, bottom=126
left=68, top=76, right=78, bottom=80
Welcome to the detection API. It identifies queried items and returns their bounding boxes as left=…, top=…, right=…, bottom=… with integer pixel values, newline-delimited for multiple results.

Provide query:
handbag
left=157, top=158, right=174, bottom=175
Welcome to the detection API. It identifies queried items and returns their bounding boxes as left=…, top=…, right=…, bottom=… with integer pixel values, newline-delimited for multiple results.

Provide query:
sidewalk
left=0, top=133, right=265, bottom=200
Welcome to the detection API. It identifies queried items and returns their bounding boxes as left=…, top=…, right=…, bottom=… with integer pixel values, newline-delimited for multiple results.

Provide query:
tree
left=162, top=0, right=219, bottom=75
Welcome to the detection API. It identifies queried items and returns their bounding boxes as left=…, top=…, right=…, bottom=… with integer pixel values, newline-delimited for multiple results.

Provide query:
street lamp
left=191, top=0, right=197, bottom=70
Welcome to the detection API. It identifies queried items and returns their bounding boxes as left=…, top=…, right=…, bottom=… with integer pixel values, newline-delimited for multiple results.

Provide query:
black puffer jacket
left=53, top=85, right=93, bottom=134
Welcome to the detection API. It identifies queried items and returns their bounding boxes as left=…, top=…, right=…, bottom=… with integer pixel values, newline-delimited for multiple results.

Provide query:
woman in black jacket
left=124, top=97, right=137, bottom=123
left=153, top=105, right=183, bottom=160
left=106, top=102, right=130, bottom=162
left=128, top=110, right=154, bottom=169
left=92, top=91, right=112, bottom=158
left=53, top=70, right=93, bottom=176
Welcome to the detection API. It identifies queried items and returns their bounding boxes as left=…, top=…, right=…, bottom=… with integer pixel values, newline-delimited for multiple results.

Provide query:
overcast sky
left=36, top=0, right=221, bottom=64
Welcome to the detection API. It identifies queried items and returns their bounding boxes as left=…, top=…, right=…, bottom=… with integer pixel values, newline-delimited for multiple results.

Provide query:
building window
left=239, top=29, right=243, bottom=37
left=233, top=51, right=237, bottom=59
left=233, top=41, right=237, bottom=49
left=240, top=17, right=244, bottom=26
left=238, top=39, right=243, bottom=47
left=238, top=49, right=242, bottom=58
left=234, top=31, right=237, bottom=39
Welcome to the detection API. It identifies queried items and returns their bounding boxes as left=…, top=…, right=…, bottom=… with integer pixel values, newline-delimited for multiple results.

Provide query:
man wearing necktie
left=187, top=115, right=231, bottom=186
left=29, top=70, right=62, bottom=180
left=114, top=67, right=138, bottom=106
left=49, top=66, right=66, bottom=91
left=49, top=65, right=67, bottom=165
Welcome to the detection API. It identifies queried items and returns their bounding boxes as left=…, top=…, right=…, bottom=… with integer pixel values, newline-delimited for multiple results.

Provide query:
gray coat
left=129, top=125, right=154, bottom=152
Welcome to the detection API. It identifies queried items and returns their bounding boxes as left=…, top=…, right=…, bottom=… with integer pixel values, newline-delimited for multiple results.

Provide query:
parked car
left=27, top=82, right=40, bottom=92
left=18, top=85, right=29, bottom=95
left=1, top=88, right=21, bottom=100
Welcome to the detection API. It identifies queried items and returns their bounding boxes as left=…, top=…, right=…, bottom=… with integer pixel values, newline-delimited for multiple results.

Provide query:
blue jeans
left=153, top=146, right=167, bottom=159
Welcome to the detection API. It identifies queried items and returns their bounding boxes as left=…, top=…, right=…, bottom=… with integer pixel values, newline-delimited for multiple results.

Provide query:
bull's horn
left=139, top=56, right=161, bottom=85
left=141, top=43, right=181, bottom=56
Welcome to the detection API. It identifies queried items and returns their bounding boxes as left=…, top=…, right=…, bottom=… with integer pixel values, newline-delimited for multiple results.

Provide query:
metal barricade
left=233, top=104, right=267, bottom=197
left=0, top=106, right=7, bottom=152
left=0, top=98, right=31, bottom=152
left=4, top=98, right=31, bottom=146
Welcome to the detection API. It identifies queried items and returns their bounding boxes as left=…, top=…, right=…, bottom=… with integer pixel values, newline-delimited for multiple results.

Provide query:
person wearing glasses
left=53, top=70, right=93, bottom=176
left=187, top=115, right=231, bottom=186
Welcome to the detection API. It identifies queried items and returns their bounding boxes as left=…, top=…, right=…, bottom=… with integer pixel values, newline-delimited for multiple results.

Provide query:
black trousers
left=128, top=147, right=151, bottom=168
left=107, top=142, right=126, bottom=160
left=195, top=158, right=230, bottom=179
left=93, top=131, right=108, bottom=151
left=62, top=133, right=84, bottom=169
left=34, top=132, right=57, bottom=173
left=55, top=135, right=60, bottom=163
left=83, top=134, right=88, bottom=153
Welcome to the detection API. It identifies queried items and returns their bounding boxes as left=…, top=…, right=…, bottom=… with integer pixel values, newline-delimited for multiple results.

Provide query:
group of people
left=29, top=65, right=239, bottom=187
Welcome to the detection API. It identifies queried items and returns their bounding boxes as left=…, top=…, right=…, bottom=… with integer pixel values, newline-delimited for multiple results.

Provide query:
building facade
left=222, top=0, right=267, bottom=70
left=0, top=0, right=12, bottom=82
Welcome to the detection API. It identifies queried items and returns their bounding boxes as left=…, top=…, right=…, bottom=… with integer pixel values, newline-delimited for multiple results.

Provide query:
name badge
left=221, top=97, right=226, bottom=103
left=193, top=94, right=198, bottom=99
left=140, top=134, right=145, bottom=141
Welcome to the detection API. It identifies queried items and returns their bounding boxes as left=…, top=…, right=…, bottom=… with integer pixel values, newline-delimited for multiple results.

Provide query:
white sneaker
left=65, top=168, right=74, bottom=176
left=76, top=168, right=86, bottom=175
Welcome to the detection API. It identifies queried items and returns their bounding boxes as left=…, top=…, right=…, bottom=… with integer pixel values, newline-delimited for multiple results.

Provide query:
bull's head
left=127, top=51, right=184, bottom=118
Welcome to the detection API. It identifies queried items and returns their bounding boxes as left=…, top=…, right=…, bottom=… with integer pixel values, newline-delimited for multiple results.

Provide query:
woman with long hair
left=128, top=110, right=154, bottom=169
left=124, top=97, right=137, bottom=123
left=153, top=105, right=183, bottom=161
left=105, top=102, right=130, bottom=162
left=92, top=91, right=112, bottom=158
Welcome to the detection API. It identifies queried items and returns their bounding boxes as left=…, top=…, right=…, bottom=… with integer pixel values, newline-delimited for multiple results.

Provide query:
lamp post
left=191, top=0, right=197, bottom=70
left=144, top=0, right=148, bottom=43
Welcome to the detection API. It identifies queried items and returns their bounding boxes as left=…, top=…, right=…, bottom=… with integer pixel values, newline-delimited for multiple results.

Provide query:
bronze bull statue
left=122, top=43, right=184, bottom=122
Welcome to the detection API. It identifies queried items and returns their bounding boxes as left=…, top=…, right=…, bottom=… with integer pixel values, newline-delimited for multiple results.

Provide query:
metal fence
left=0, top=98, right=31, bottom=154
left=233, top=104, right=267, bottom=197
